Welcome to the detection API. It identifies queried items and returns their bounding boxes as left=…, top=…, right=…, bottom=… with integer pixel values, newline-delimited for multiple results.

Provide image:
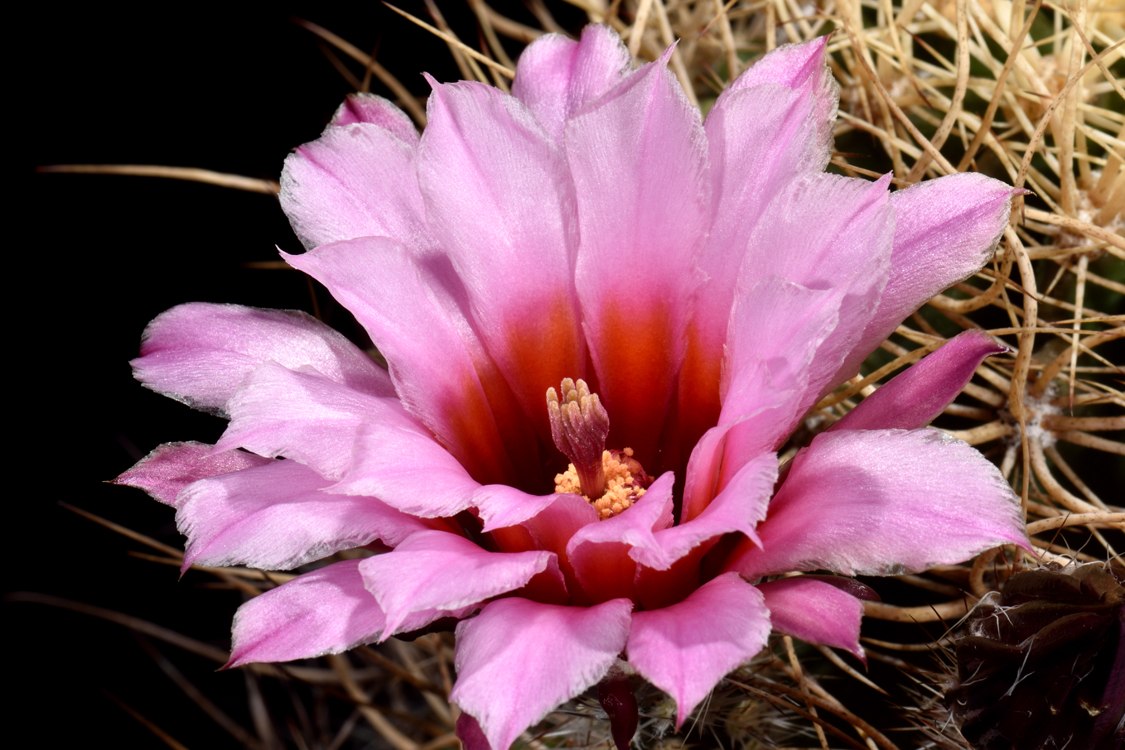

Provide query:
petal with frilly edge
left=831, top=330, right=1007, bottom=433
left=452, top=597, right=634, bottom=750
left=177, top=459, right=433, bottom=572
left=627, top=573, right=771, bottom=727
left=566, top=474, right=674, bottom=598
left=329, top=92, right=419, bottom=143
left=360, top=530, right=560, bottom=636
left=215, top=361, right=420, bottom=481
left=330, top=418, right=480, bottom=519
left=511, top=25, right=631, bottom=144
left=567, top=50, right=709, bottom=469
left=757, top=577, right=865, bottom=659
left=832, top=173, right=1015, bottom=386
left=418, top=79, right=585, bottom=434
left=635, top=452, right=776, bottom=570
left=735, top=172, right=895, bottom=407
left=729, top=429, right=1028, bottom=579
left=286, top=238, right=517, bottom=486
left=115, top=441, right=272, bottom=508
left=226, top=560, right=470, bottom=667
left=131, top=303, right=393, bottom=416
left=279, top=109, right=431, bottom=252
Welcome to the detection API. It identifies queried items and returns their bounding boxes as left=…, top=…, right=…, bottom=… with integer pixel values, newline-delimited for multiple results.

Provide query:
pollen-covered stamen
left=547, top=378, right=610, bottom=499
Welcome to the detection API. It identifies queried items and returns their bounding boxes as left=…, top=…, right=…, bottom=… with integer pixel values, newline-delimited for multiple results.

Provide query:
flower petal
left=831, top=329, right=1007, bottom=432
left=627, top=573, right=770, bottom=726
left=757, top=577, right=864, bottom=659
left=215, top=361, right=416, bottom=481
left=330, top=418, right=480, bottom=519
left=566, top=474, right=675, bottom=597
left=177, top=459, right=432, bottom=571
left=735, top=172, right=895, bottom=401
left=132, top=302, right=393, bottom=415
left=730, top=429, right=1028, bottom=579
left=451, top=597, right=634, bottom=750
left=360, top=530, right=559, bottom=635
left=285, top=239, right=518, bottom=485
left=473, top=485, right=566, bottom=532
left=511, top=25, right=631, bottom=144
left=636, top=452, right=776, bottom=570
left=115, top=441, right=271, bottom=508
left=329, top=92, right=420, bottom=143
left=279, top=111, right=430, bottom=251
left=227, top=560, right=383, bottom=666
left=567, top=52, right=709, bottom=468
left=834, top=173, right=1015, bottom=384
left=418, top=79, right=585, bottom=434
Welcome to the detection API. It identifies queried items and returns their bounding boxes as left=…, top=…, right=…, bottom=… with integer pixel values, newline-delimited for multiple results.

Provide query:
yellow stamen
left=554, top=448, right=648, bottom=520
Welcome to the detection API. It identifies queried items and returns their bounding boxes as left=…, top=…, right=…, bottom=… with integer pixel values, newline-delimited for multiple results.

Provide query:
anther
left=547, top=378, right=609, bottom=499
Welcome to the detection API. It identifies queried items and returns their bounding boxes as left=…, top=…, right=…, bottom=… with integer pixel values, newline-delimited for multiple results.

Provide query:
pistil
left=547, top=378, right=609, bottom=499
left=547, top=379, right=653, bottom=519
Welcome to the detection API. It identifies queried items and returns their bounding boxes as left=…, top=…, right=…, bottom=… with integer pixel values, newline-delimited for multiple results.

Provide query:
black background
left=15, top=3, right=580, bottom=746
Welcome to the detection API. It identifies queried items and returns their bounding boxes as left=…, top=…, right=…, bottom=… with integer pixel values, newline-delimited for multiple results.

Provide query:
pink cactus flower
left=118, top=27, right=1029, bottom=750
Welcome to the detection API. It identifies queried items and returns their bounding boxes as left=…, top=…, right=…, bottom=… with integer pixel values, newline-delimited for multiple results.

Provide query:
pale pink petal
left=330, top=418, right=480, bottom=519
left=757, top=577, right=864, bottom=659
left=566, top=52, right=709, bottom=469
left=360, top=530, right=560, bottom=635
left=115, top=441, right=271, bottom=508
left=418, top=79, right=585, bottom=433
left=329, top=93, right=420, bottom=144
left=279, top=116, right=431, bottom=251
left=451, top=597, right=633, bottom=750
left=228, top=559, right=470, bottom=667
left=831, top=330, right=1007, bottom=432
left=132, top=302, right=393, bottom=415
left=730, top=429, right=1028, bottom=579
left=215, top=361, right=417, bottom=481
left=687, top=36, right=837, bottom=431
left=728, top=37, right=837, bottom=151
left=736, top=172, right=895, bottom=400
left=178, top=459, right=433, bottom=571
left=227, top=560, right=385, bottom=666
left=512, top=25, right=631, bottom=144
left=627, top=573, right=770, bottom=726
left=834, top=173, right=1015, bottom=384
left=285, top=239, right=517, bottom=486
left=521, top=493, right=599, bottom=594
left=636, top=452, right=776, bottom=570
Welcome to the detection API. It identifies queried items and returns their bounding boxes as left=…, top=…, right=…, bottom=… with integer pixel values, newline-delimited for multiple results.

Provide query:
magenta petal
left=637, top=453, right=776, bottom=569
left=285, top=238, right=516, bottom=486
left=512, top=25, right=631, bottom=144
left=451, top=597, right=634, bottom=750
left=455, top=713, right=492, bottom=750
left=566, top=472, right=676, bottom=560
left=360, top=530, right=558, bottom=635
left=215, top=361, right=417, bottom=481
left=757, top=577, right=864, bottom=659
left=835, top=173, right=1015, bottom=383
left=732, top=429, right=1028, bottom=579
left=567, top=53, right=709, bottom=466
left=627, top=573, right=771, bottom=726
left=132, top=303, right=393, bottom=415
left=177, top=459, right=431, bottom=571
left=227, top=560, right=386, bottom=666
left=832, top=330, right=1007, bottom=432
left=473, top=485, right=564, bottom=532
left=279, top=115, right=430, bottom=251
left=330, top=418, right=480, bottom=519
left=115, top=441, right=272, bottom=508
